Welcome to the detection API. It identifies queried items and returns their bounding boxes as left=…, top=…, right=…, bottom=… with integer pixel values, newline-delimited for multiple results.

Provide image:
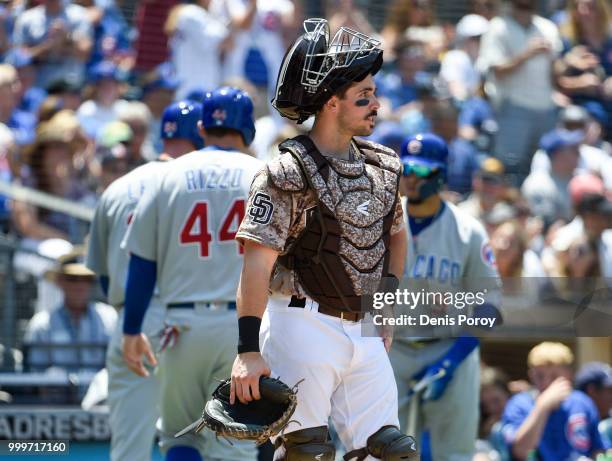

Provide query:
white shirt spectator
left=521, top=170, right=572, bottom=223
left=478, top=14, right=562, bottom=110
left=440, top=49, right=481, bottom=99
left=77, top=99, right=130, bottom=139
left=530, top=145, right=612, bottom=189
left=168, top=4, right=228, bottom=100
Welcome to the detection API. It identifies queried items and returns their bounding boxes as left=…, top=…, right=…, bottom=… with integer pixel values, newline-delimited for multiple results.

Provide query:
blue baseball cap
left=539, top=129, right=583, bottom=156
left=575, top=362, right=612, bottom=391
left=400, top=133, right=449, bottom=170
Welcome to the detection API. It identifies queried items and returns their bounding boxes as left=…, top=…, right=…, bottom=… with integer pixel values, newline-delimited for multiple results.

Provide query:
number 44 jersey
left=123, top=147, right=264, bottom=305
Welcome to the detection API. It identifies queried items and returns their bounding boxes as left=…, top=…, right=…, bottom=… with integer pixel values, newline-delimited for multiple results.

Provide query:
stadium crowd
left=0, top=0, right=610, bottom=460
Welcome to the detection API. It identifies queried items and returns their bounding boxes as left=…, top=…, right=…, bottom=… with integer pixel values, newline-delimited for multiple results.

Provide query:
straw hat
left=44, top=246, right=95, bottom=283
left=24, top=110, right=87, bottom=165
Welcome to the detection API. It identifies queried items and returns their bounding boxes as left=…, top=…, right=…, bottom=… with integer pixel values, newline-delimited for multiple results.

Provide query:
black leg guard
left=343, top=426, right=420, bottom=461
left=273, top=426, right=336, bottom=461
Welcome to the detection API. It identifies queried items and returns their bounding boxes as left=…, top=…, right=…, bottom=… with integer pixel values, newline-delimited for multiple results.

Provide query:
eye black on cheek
left=355, top=98, right=369, bottom=107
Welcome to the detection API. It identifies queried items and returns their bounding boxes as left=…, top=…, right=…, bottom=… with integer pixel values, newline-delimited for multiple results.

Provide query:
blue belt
left=167, top=302, right=237, bottom=310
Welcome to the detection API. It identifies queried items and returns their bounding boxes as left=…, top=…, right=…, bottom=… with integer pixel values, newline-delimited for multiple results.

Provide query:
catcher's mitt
left=175, top=376, right=299, bottom=445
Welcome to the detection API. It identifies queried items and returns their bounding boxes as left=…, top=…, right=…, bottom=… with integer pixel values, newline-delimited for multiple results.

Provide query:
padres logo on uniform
left=249, top=192, right=274, bottom=224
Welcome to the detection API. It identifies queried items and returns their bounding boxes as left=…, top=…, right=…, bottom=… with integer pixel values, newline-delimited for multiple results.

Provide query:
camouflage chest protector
left=269, top=135, right=401, bottom=313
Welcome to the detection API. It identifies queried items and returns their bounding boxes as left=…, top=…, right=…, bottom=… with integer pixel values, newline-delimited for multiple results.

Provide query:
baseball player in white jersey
left=389, top=133, right=502, bottom=461
left=121, top=87, right=261, bottom=461
left=230, top=19, right=419, bottom=461
left=85, top=100, right=204, bottom=461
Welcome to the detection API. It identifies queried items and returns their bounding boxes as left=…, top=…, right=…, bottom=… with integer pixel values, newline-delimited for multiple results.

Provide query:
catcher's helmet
left=272, top=18, right=383, bottom=123
left=400, top=133, right=448, bottom=200
left=161, top=100, right=204, bottom=149
left=201, top=87, right=256, bottom=146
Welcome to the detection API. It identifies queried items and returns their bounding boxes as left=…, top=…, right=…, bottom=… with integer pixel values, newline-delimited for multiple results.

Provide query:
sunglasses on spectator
left=403, top=163, right=437, bottom=178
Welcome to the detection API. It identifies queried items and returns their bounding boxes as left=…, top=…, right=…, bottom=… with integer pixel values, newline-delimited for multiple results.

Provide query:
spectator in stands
left=12, top=110, right=94, bottom=243
left=96, top=120, right=145, bottom=172
left=457, top=87, right=499, bottom=156
left=45, top=75, right=83, bottom=111
left=400, top=0, right=445, bottom=67
left=376, top=38, right=428, bottom=114
left=478, top=0, right=562, bottom=186
left=530, top=105, right=610, bottom=182
left=440, top=14, right=489, bottom=102
left=480, top=366, right=511, bottom=440
left=117, top=101, right=156, bottom=162
left=12, top=0, right=93, bottom=89
left=222, top=0, right=294, bottom=106
left=431, top=100, right=480, bottom=196
left=491, top=219, right=546, bottom=278
left=76, top=60, right=129, bottom=139
left=501, top=342, right=604, bottom=461
left=459, top=157, right=507, bottom=222
left=575, top=362, right=612, bottom=421
left=164, top=0, right=227, bottom=100
left=5, top=48, right=47, bottom=115
left=557, top=0, right=612, bottom=138
left=0, top=63, right=36, bottom=146
left=521, top=129, right=582, bottom=227
left=542, top=174, right=612, bottom=295
left=77, top=0, right=134, bottom=70
left=140, top=62, right=178, bottom=154
left=23, top=250, right=116, bottom=373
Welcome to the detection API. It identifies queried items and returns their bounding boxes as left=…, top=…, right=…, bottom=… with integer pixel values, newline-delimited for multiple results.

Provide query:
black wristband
left=237, top=316, right=262, bottom=354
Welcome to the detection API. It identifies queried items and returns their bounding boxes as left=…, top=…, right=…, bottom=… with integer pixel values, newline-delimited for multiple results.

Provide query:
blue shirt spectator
left=7, top=107, right=36, bottom=145
left=12, top=0, right=93, bottom=89
left=502, top=390, right=604, bottom=461
left=447, top=138, right=481, bottom=196
left=87, top=0, right=133, bottom=69
left=501, top=342, right=604, bottom=461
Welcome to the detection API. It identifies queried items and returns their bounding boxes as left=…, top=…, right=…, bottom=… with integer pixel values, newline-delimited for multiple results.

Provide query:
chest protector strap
left=278, top=135, right=397, bottom=313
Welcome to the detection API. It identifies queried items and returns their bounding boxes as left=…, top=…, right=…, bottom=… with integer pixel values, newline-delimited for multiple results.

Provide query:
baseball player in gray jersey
left=85, top=100, right=204, bottom=461
left=121, top=87, right=261, bottom=461
left=389, top=133, right=502, bottom=461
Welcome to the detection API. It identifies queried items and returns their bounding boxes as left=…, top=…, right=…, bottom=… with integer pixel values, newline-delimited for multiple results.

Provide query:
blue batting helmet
left=400, top=133, right=448, bottom=201
left=160, top=101, right=204, bottom=149
left=201, top=87, right=256, bottom=146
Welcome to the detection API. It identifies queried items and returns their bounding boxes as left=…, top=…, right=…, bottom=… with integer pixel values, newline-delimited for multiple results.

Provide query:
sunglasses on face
left=402, top=163, right=437, bottom=178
